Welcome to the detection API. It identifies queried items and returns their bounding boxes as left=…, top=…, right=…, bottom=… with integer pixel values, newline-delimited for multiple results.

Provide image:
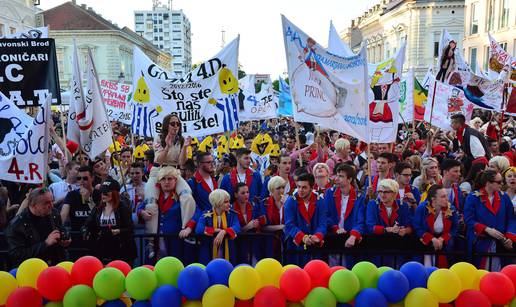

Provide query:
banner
left=100, top=79, right=133, bottom=124
left=282, top=15, right=370, bottom=143
left=0, top=93, right=33, bottom=158
left=436, top=29, right=471, bottom=86
left=131, top=37, right=240, bottom=138
left=0, top=39, right=61, bottom=107
left=487, top=34, right=516, bottom=114
left=414, top=77, right=428, bottom=121
left=1, top=27, right=48, bottom=39
left=460, top=72, right=504, bottom=111
left=278, top=77, right=293, bottom=116
left=328, top=21, right=354, bottom=57
left=67, top=41, right=84, bottom=145
left=238, top=80, right=278, bottom=122
left=0, top=95, right=50, bottom=184
left=399, top=68, right=414, bottom=123
left=424, top=77, right=474, bottom=131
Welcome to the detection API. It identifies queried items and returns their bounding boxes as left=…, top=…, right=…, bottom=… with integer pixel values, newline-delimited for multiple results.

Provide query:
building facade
left=463, top=0, right=516, bottom=74
left=0, top=0, right=38, bottom=36
left=37, top=1, right=171, bottom=90
left=341, top=0, right=465, bottom=79
left=134, top=6, right=192, bottom=76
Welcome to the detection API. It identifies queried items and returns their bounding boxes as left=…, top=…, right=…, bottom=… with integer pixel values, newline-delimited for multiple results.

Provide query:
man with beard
left=220, top=148, right=262, bottom=204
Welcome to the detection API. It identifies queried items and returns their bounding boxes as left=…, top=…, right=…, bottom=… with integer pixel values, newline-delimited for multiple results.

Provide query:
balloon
left=126, top=267, right=157, bottom=301
left=455, top=290, right=490, bottom=307
left=37, top=266, right=73, bottom=301
left=400, top=261, right=427, bottom=290
left=501, top=264, right=516, bottom=289
left=142, top=265, right=154, bottom=271
left=201, top=285, right=235, bottom=307
left=328, top=269, right=360, bottom=303
left=132, top=301, right=151, bottom=307
left=17, top=258, right=48, bottom=288
left=9, top=268, right=17, bottom=278
left=228, top=265, right=260, bottom=300
left=354, top=288, right=387, bottom=307
left=404, top=288, right=438, bottom=307
left=304, top=260, right=330, bottom=288
left=479, top=272, right=515, bottom=305
left=56, top=261, right=74, bottom=273
left=93, top=267, right=126, bottom=301
left=177, top=266, right=210, bottom=300
left=102, top=300, right=126, bottom=307
left=427, top=269, right=461, bottom=303
left=282, top=264, right=299, bottom=273
left=351, top=261, right=379, bottom=290
left=304, top=287, right=337, bottom=307
left=6, top=287, right=42, bottom=307
left=71, top=256, right=103, bottom=286
left=279, top=268, right=311, bottom=302
left=0, top=271, right=18, bottom=305
left=206, top=259, right=234, bottom=286
left=107, top=260, right=132, bottom=276
left=378, top=266, right=392, bottom=276
left=154, top=257, right=184, bottom=287
left=182, top=301, right=202, bottom=307
left=450, top=262, right=478, bottom=291
left=425, top=266, right=438, bottom=279
left=255, top=258, right=283, bottom=287
left=151, top=285, right=182, bottom=307
left=253, top=286, right=286, bottom=307
left=186, top=263, right=206, bottom=269
left=63, top=285, right=97, bottom=307
left=45, top=302, right=63, bottom=307
left=235, top=300, right=253, bottom=307
left=377, top=270, right=409, bottom=303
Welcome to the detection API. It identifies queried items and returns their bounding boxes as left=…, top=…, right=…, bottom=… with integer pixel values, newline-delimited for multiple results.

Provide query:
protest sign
left=100, top=79, right=133, bottom=124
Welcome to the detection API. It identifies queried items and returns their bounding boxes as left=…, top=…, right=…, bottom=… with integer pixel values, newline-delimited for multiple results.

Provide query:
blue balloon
left=206, top=259, right=234, bottom=286
left=355, top=288, right=388, bottom=307
left=9, top=268, right=17, bottom=278
left=151, top=285, right=182, bottom=307
left=400, top=261, right=427, bottom=290
left=132, top=301, right=151, bottom=307
left=377, top=270, right=410, bottom=303
left=177, top=266, right=210, bottom=300
left=102, top=300, right=125, bottom=307
left=425, top=266, right=438, bottom=278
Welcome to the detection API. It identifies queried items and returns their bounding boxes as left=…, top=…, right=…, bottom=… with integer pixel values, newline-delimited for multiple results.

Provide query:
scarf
left=158, top=191, right=176, bottom=213
left=456, top=124, right=468, bottom=144
left=212, top=211, right=230, bottom=261
left=479, top=188, right=501, bottom=215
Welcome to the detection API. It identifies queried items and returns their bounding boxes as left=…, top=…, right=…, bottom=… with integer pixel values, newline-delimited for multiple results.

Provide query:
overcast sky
left=40, top=0, right=379, bottom=77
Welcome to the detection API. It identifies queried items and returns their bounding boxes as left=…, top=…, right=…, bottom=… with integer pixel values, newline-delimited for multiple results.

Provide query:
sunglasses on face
left=169, top=122, right=181, bottom=127
left=76, top=176, right=89, bottom=181
left=378, top=190, right=394, bottom=194
left=490, top=180, right=503, bottom=185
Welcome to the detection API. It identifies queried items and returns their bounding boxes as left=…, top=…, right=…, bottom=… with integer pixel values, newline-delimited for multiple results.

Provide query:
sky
left=40, top=0, right=379, bottom=78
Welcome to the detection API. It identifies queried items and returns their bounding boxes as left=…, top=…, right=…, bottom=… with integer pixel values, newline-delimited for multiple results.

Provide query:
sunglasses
left=378, top=190, right=394, bottom=194
left=169, top=122, right=181, bottom=127
left=76, top=176, right=89, bottom=181
left=490, top=180, right=503, bottom=185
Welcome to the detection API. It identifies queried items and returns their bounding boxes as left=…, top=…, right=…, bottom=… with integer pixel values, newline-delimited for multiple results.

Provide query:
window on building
left=434, top=42, right=439, bottom=57
left=9, top=27, right=16, bottom=34
left=487, top=0, right=496, bottom=31
left=500, top=42, right=508, bottom=51
left=500, top=0, right=510, bottom=28
left=470, top=47, right=477, bottom=72
left=471, top=2, right=479, bottom=34
left=135, top=14, right=143, bottom=22
left=56, top=48, right=65, bottom=79
left=484, top=46, right=490, bottom=71
left=147, top=23, right=153, bottom=30
left=159, top=28, right=163, bottom=32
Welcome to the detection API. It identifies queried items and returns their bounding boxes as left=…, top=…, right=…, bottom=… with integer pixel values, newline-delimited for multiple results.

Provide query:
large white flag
left=282, top=15, right=370, bottom=143
left=238, top=80, right=278, bottom=122
left=66, top=41, right=84, bottom=145
left=328, top=21, right=354, bottom=57
left=0, top=93, right=33, bottom=158
left=0, top=95, right=51, bottom=184
left=436, top=29, right=471, bottom=86
left=131, top=37, right=240, bottom=138
left=399, top=68, right=415, bottom=123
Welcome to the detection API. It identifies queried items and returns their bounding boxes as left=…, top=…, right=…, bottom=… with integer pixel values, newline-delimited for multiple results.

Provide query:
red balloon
left=142, top=265, right=154, bottom=271
left=235, top=299, right=253, bottom=307
left=455, top=290, right=491, bottom=307
left=71, top=256, right=103, bottom=286
left=279, top=268, right=311, bottom=302
left=36, top=266, right=73, bottom=301
left=304, top=260, right=330, bottom=288
left=253, top=286, right=286, bottom=307
left=106, top=260, right=132, bottom=276
left=501, top=264, right=516, bottom=289
left=479, top=272, right=515, bottom=305
left=6, top=287, right=42, bottom=307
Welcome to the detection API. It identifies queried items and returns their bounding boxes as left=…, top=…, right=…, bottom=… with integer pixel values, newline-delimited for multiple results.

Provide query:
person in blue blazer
left=195, top=189, right=241, bottom=265
left=220, top=148, right=262, bottom=205
left=187, top=152, right=218, bottom=229
left=393, top=162, right=421, bottom=214
left=284, top=173, right=327, bottom=266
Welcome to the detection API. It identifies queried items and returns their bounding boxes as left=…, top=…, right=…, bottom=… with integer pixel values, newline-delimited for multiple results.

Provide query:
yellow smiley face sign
left=218, top=67, right=238, bottom=94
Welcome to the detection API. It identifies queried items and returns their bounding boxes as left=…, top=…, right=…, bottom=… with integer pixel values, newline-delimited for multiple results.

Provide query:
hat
left=432, top=145, right=447, bottom=155
left=472, top=156, right=489, bottom=166
left=414, top=140, right=425, bottom=151
left=100, top=179, right=120, bottom=193
left=66, top=140, right=79, bottom=155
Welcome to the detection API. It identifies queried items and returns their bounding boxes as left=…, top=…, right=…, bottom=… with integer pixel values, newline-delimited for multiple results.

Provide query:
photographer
left=6, top=187, right=71, bottom=266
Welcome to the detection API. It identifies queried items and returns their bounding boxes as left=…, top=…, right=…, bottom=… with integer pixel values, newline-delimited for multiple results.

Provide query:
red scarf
left=314, top=182, right=332, bottom=195
left=452, top=184, right=460, bottom=211
left=234, top=201, right=254, bottom=226
left=230, top=168, right=253, bottom=190
left=266, top=196, right=284, bottom=225
left=456, top=124, right=468, bottom=144
left=194, top=171, right=218, bottom=193
left=480, top=188, right=501, bottom=215
left=158, top=191, right=176, bottom=213
left=334, top=186, right=357, bottom=222
left=379, top=201, right=399, bottom=227
left=296, top=192, right=317, bottom=224
left=396, top=184, right=412, bottom=200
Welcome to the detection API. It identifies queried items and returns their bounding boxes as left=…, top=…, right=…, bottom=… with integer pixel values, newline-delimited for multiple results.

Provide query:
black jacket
left=5, top=208, right=66, bottom=266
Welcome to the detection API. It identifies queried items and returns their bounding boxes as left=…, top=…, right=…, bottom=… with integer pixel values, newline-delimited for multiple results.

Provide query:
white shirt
left=237, top=172, right=246, bottom=183
left=100, top=211, right=116, bottom=227
left=386, top=206, right=393, bottom=218
left=205, top=177, right=214, bottom=192
left=338, top=194, right=349, bottom=228
left=49, top=181, right=78, bottom=202
left=468, top=133, right=486, bottom=158
left=434, top=211, right=444, bottom=234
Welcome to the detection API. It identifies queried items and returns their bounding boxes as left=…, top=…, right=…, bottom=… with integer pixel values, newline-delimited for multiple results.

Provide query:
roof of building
left=40, top=1, right=121, bottom=31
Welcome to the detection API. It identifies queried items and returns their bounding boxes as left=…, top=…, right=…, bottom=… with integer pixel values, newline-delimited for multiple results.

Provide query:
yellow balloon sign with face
left=218, top=67, right=238, bottom=94
left=134, top=74, right=150, bottom=103
left=217, top=135, right=229, bottom=159
left=199, top=136, right=214, bottom=153
left=251, top=133, right=273, bottom=156
left=229, top=134, right=245, bottom=150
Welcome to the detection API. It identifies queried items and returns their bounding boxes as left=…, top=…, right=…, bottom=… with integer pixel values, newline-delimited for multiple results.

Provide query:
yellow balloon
left=228, top=266, right=260, bottom=300
left=56, top=261, right=74, bottom=273
left=0, top=271, right=17, bottom=305
left=255, top=258, right=283, bottom=287
left=404, top=288, right=438, bottom=307
left=282, top=264, right=300, bottom=273
left=202, top=285, right=235, bottom=307
left=450, top=262, right=478, bottom=291
left=182, top=301, right=202, bottom=307
left=17, top=258, right=48, bottom=288
left=427, top=269, right=461, bottom=303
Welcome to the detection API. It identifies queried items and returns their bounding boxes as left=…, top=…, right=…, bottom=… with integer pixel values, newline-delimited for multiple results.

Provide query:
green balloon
left=154, top=256, right=184, bottom=286
left=45, top=302, right=63, bottom=307
left=187, top=263, right=206, bottom=269
left=126, top=267, right=158, bottom=300
left=351, top=261, right=379, bottom=290
left=328, top=269, right=360, bottom=303
left=63, top=285, right=97, bottom=307
left=93, top=267, right=126, bottom=301
left=378, top=266, right=393, bottom=276
left=304, top=287, right=337, bottom=307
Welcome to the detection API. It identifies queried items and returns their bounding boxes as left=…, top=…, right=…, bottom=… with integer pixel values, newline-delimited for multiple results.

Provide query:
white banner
left=0, top=95, right=50, bottom=184
left=131, top=37, right=240, bottom=138
left=487, top=33, right=516, bottom=82
left=238, top=81, right=278, bottom=122
left=67, top=41, right=84, bottom=145
left=282, top=15, right=370, bottom=143
left=100, top=79, right=133, bottom=124
left=2, top=27, right=48, bottom=39
left=399, top=68, right=415, bottom=123
left=0, top=93, right=33, bottom=158
left=436, top=29, right=471, bottom=86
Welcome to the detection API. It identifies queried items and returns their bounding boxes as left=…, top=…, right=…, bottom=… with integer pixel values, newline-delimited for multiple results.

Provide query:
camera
left=60, top=230, right=70, bottom=241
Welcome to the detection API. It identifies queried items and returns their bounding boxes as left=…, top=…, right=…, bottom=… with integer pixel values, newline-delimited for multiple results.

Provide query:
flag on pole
left=399, top=68, right=415, bottom=123
left=414, top=77, right=428, bottom=121
left=66, top=40, right=84, bottom=145
left=0, top=92, right=33, bottom=158
left=278, top=76, right=293, bottom=116
left=328, top=21, right=354, bottom=57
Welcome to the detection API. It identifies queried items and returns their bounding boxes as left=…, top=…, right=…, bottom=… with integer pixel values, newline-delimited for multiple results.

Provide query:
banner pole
left=428, top=79, right=438, bottom=127
left=295, top=123, right=303, bottom=167
left=498, top=83, right=508, bottom=147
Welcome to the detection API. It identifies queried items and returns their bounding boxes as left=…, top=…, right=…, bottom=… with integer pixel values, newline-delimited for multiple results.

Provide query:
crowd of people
left=0, top=109, right=515, bottom=270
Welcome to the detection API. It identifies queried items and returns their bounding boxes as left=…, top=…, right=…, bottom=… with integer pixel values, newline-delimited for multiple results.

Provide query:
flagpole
left=399, top=112, right=412, bottom=153
left=428, top=79, right=438, bottom=127
left=295, top=123, right=303, bottom=167
left=43, top=94, right=52, bottom=187
left=498, top=83, right=508, bottom=147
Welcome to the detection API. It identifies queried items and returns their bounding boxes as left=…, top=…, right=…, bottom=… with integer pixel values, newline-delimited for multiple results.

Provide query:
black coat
left=5, top=208, right=66, bottom=266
